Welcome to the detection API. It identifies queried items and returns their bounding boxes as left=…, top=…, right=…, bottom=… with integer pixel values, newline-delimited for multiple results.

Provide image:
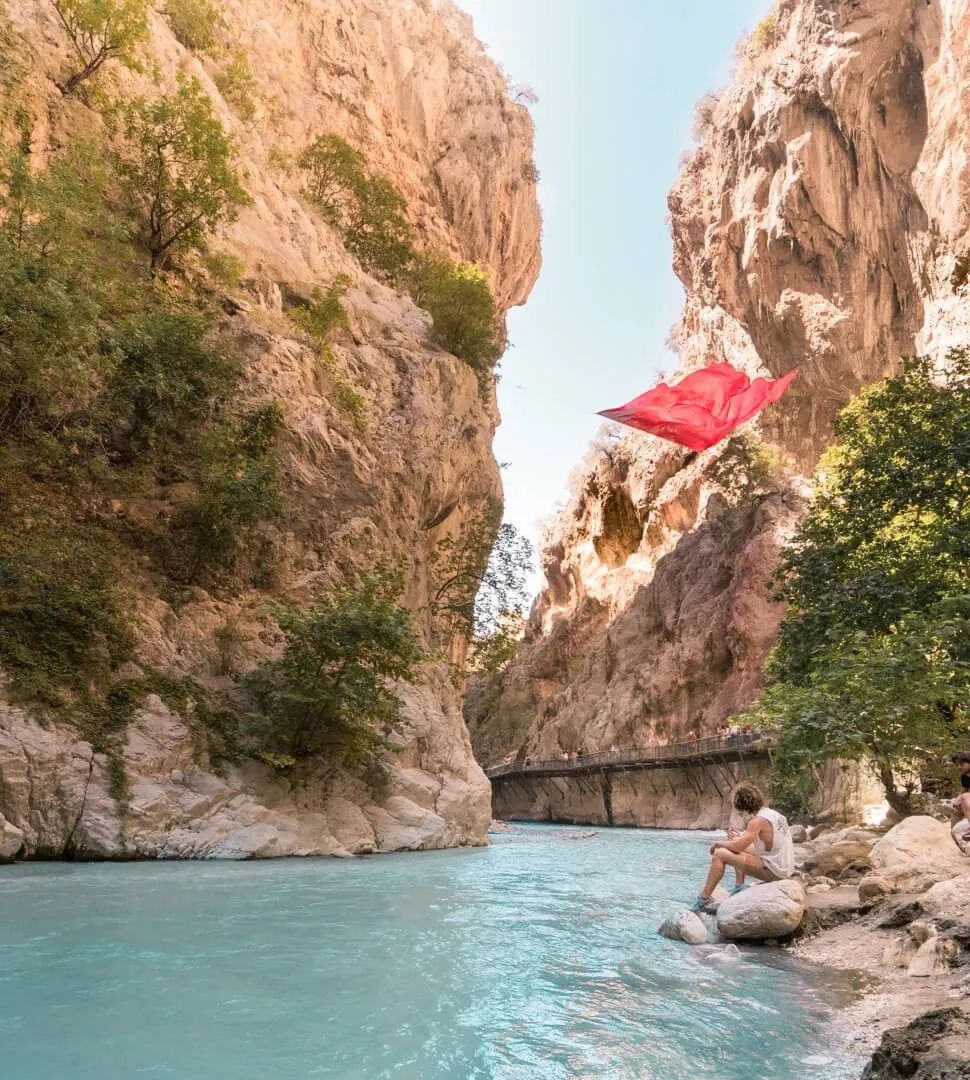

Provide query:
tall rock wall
left=469, top=0, right=969, bottom=817
left=0, top=0, right=540, bottom=858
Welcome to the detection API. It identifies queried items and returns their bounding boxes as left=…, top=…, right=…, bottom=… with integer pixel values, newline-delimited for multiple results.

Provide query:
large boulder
left=870, top=816, right=966, bottom=871
left=803, top=841, right=873, bottom=878
left=716, top=880, right=806, bottom=941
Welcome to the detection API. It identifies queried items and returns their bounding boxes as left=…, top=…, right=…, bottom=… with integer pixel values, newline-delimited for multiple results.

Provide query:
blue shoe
left=689, top=895, right=715, bottom=913
left=730, top=883, right=750, bottom=896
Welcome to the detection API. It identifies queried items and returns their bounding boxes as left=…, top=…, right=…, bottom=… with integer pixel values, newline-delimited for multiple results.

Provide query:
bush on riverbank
left=742, top=353, right=970, bottom=815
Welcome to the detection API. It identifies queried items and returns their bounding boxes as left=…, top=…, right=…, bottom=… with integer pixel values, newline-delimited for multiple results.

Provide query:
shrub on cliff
left=409, top=253, right=502, bottom=382
left=51, top=0, right=149, bottom=95
left=244, top=575, right=424, bottom=772
left=105, top=310, right=238, bottom=465
left=163, top=0, right=221, bottom=52
left=300, top=134, right=414, bottom=284
left=170, top=403, right=284, bottom=584
left=746, top=352, right=970, bottom=813
left=0, top=141, right=134, bottom=438
left=119, top=77, right=250, bottom=272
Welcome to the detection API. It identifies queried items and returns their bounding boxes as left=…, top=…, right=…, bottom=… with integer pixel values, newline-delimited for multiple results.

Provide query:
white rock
left=0, top=813, right=23, bottom=860
left=883, top=937, right=918, bottom=969
left=658, top=909, right=715, bottom=945
left=716, top=880, right=807, bottom=941
left=870, top=816, right=967, bottom=870
left=907, top=935, right=958, bottom=978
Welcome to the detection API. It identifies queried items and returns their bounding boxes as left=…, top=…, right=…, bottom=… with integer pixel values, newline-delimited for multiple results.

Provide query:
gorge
left=469, top=0, right=970, bottom=830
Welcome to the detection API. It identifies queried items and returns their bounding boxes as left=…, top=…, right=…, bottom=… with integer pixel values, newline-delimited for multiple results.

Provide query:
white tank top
left=753, top=806, right=794, bottom=879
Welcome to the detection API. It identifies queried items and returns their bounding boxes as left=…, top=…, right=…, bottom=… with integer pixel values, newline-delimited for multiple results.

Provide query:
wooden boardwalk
left=484, top=732, right=774, bottom=782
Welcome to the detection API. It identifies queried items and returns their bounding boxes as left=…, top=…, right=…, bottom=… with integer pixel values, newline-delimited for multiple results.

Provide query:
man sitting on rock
left=690, top=782, right=795, bottom=913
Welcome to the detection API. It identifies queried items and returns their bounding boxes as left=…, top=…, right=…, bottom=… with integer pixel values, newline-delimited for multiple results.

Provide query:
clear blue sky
left=458, top=0, right=769, bottom=555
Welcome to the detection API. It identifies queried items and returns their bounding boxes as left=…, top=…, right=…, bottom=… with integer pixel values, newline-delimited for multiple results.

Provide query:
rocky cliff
left=470, top=0, right=969, bottom=824
left=0, top=0, right=540, bottom=858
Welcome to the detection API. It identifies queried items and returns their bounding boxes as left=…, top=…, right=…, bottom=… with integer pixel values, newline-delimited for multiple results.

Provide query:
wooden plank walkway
left=484, top=732, right=774, bottom=781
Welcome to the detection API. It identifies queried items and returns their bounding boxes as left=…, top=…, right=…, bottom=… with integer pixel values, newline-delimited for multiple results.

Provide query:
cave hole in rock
left=592, top=487, right=644, bottom=569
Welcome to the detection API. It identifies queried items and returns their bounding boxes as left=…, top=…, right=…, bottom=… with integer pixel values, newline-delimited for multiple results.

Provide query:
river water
left=0, top=823, right=866, bottom=1079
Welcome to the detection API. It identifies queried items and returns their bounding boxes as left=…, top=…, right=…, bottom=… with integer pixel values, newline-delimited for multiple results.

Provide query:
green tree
left=245, top=576, right=424, bottom=770
left=299, top=134, right=414, bottom=283
left=341, top=175, right=413, bottom=284
left=410, top=253, right=502, bottom=381
left=298, top=135, right=366, bottom=224
left=51, top=0, right=149, bottom=95
left=0, top=143, right=134, bottom=437
left=119, top=78, right=250, bottom=272
left=747, top=353, right=970, bottom=811
left=749, top=600, right=970, bottom=815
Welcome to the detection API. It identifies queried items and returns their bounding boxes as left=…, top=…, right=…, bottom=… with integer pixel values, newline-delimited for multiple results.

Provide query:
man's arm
left=712, top=818, right=764, bottom=855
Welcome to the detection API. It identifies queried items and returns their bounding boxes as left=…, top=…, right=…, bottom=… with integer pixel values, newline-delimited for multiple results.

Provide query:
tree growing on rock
left=51, top=0, right=149, bottom=95
left=299, top=134, right=414, bottom=284
left=119, top=78, right=250, bottom=272
left=746, top=352, right=970, bottom=814
left=244, top=575, right=424, bottom=772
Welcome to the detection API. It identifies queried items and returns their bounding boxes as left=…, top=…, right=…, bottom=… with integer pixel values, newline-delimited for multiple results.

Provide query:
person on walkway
left=689, top=782, right=794, bottom=913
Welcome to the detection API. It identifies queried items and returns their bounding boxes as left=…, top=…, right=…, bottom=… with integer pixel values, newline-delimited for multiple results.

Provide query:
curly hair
left=733, top=782, right=764, bottom=814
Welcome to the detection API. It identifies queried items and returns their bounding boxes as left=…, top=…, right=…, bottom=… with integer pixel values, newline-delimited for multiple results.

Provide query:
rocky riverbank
left=794, top=816, right=970, bottom=1074
left=660, top=813, right=970, bottom=1074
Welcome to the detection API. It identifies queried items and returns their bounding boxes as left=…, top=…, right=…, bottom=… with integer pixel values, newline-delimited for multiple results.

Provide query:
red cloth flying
left=597, top=362, right=798, bottom=451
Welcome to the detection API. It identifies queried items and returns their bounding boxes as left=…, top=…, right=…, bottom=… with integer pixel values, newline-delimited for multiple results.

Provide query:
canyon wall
left=0, top=0, right=540, bottom=858
left=470, top=0, right=969, bottom=823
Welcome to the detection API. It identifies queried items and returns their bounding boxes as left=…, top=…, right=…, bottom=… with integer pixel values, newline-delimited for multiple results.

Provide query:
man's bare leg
left=699, top=850, right=770, bottom=901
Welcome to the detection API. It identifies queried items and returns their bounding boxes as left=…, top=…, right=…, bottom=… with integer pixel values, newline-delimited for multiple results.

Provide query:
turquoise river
left=0, top=823, right=867, bottom=1078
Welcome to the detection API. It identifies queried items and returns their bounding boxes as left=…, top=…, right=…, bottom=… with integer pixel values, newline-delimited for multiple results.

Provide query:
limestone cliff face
left=0, top=0, right=540, bottom=858
left=471, top=0, right=969, bottom=823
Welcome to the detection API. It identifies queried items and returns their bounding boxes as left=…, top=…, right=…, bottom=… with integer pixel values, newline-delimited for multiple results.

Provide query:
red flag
left=597, top=362, right=797, bottom=451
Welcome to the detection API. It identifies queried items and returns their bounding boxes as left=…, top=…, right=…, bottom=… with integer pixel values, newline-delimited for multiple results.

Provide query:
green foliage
left=0, top=524, right=132, bottom=709
left=244, top=575, right=424, bottom=773
left=299, top=134, right=414, bottom=283
left=708, top=432, right=784, bottom=504
left=429, top=498, right=502, bottom=642
left=299, top=135, right=366, bottom=224
left=0, top=142, right=135, bottom=439
left=51, top=0, right=149, bottom=94
left=290, top=276, right=365, bottom=424
left=467, top=523, right=534, bottom=674
left=119, top=77, right=250, bottom=271
left=341, top=174, right=413, bottom=284
left=773, top=354, right=970, bottom=683
left=750, top=601, right=970, bottom=814
left=290, top=276, right=350, bottom=343
left=409, top=253, right=502, bottom=382
left=214, top=48, right=258, bottom=121
left=750, top=13, right=779, bottom=56
left=170, top=403, right=284, bottom=583
left=163, top=0, right=221, bottom=51
left=745, top=353, right=970, bottom=810
left=105, top=310, right=237, bottom=466
left=202, top=249, right=244, bottom=290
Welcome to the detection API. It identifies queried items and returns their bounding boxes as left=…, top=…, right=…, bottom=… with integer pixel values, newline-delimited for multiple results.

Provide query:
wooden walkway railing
left=484, top=732, right=774, bottom=781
